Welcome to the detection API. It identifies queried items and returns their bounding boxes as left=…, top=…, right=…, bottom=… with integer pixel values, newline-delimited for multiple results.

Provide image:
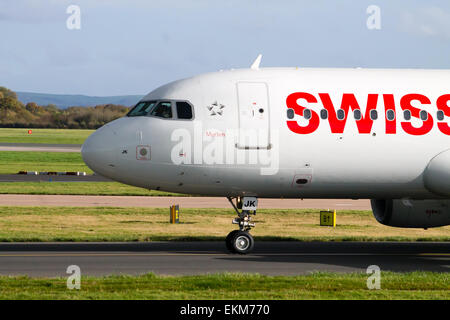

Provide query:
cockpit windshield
left=127, top=101, right=157, bottom=117
left=127, top=100, right=193, bottom=120
left=149, top=101, right=172, bottom=118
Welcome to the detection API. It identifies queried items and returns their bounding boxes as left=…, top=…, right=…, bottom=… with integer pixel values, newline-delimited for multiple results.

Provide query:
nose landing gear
left=225, top=196, right=257, bottom=254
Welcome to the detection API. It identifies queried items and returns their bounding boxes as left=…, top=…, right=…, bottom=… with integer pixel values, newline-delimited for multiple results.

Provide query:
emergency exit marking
left=320, top=210, right=336, bottom=227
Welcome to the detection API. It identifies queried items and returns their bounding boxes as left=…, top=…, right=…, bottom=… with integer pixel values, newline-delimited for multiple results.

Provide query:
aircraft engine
left=370, top=199, right=450, bottom=228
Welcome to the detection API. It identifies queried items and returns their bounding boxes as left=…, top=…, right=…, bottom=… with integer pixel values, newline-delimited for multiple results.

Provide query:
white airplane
left=82, top=55, right=450, bottom=254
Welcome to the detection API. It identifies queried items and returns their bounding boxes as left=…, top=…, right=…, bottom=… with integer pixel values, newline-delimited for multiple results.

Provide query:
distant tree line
left=0, top=87, right=130, bottom=129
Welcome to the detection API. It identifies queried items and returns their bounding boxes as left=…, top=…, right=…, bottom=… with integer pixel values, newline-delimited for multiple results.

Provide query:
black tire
left=226, top=230, right=239, bottom=253
left=231, top=231, right=254, bottom=254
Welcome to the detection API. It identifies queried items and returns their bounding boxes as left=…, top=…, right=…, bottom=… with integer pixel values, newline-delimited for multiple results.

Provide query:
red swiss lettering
left=318, top=93, right=378, bottom=134
left=286, top=92, right=320, bottom=134
left=383, top=94, right=396, bottom=134
left=437, top=94, right=450, bottom=135
left=400, top=94, right=433, bottom=135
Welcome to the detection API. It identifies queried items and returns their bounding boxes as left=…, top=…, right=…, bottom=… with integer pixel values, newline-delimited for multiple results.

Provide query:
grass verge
left=0, top=207, right=448, bottom=242
left=0, top=272, right=448, bottom=299
left=0, top=151, right=91, bottom=174
left=0, top=128, right=92, bottom=145
left=0, top=182, right=181, bottom=196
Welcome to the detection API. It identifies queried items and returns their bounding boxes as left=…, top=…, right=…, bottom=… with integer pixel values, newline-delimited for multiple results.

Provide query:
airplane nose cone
left=81, top=126, right=116, bottom=177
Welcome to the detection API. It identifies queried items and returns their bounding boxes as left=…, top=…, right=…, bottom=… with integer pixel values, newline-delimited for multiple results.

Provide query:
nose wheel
left=226, top=230, right=254, bottom=254
left=226, top=197, right=257, bottom=254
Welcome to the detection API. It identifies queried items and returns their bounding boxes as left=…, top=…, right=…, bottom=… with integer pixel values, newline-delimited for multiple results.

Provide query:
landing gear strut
left=225, top=196, right=257, bottom=254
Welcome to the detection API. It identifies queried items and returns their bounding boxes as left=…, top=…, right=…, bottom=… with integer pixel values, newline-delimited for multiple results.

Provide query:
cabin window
left=149, top=101, right=173, bottom=119
left=127, top=101, right=157, bottom=117
left=403, top=110, right=411, bottom=120
left=337, top=109, right=345, bottom=120
left=353, top=109, right=362, bottom=121
left=287, top=108, right=295, bottom=119
left=386, top=109, right=395, bottom=121
left=370, top=110, right=378, bottom=120
left=320, top=109, right=328, bottom=120
left=437, top=110, right=445, bottom=121
left=304, top=109, right=312, bottom=120
left=176, top=101, right=193, bottom=119
left=420, top=110, right=428, bottom=121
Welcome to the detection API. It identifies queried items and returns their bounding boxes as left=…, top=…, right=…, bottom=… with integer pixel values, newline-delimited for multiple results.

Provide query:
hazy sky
left=1, top=0, right=450, bottom=96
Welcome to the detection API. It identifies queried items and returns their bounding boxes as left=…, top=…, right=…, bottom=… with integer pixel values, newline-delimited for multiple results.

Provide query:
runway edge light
left=170, top=205, right=180, bottom=224
left=320, top=210, right=336, bottom=227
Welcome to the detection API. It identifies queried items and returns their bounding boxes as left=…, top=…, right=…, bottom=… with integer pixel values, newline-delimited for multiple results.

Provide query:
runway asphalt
left=0, top=242, right=448, bottom=277
left=0, top=195, right=372, bottom=209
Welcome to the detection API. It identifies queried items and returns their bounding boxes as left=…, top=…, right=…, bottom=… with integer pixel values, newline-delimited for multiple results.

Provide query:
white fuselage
left=82, top=67, right=450, bottom=199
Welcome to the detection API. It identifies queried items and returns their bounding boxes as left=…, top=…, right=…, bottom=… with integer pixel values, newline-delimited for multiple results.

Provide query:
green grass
left=0, top=128, right=92, bottom=145
left=0, top=182, right=181, bottom=196
left=0, top=207, right=448, bottom=242
left=0, top=272, right=447, bottom=299
left=0, top=151, right=91, bottom=174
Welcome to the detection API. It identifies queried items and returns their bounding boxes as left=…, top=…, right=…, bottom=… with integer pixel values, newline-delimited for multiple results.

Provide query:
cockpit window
left=176, top=102, right=193, bottom=119
left=127, top=101, right=157, bottom=117
left=149, top=101, right=173, bottom=119
left=127, top=99, right=194, bottom=120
